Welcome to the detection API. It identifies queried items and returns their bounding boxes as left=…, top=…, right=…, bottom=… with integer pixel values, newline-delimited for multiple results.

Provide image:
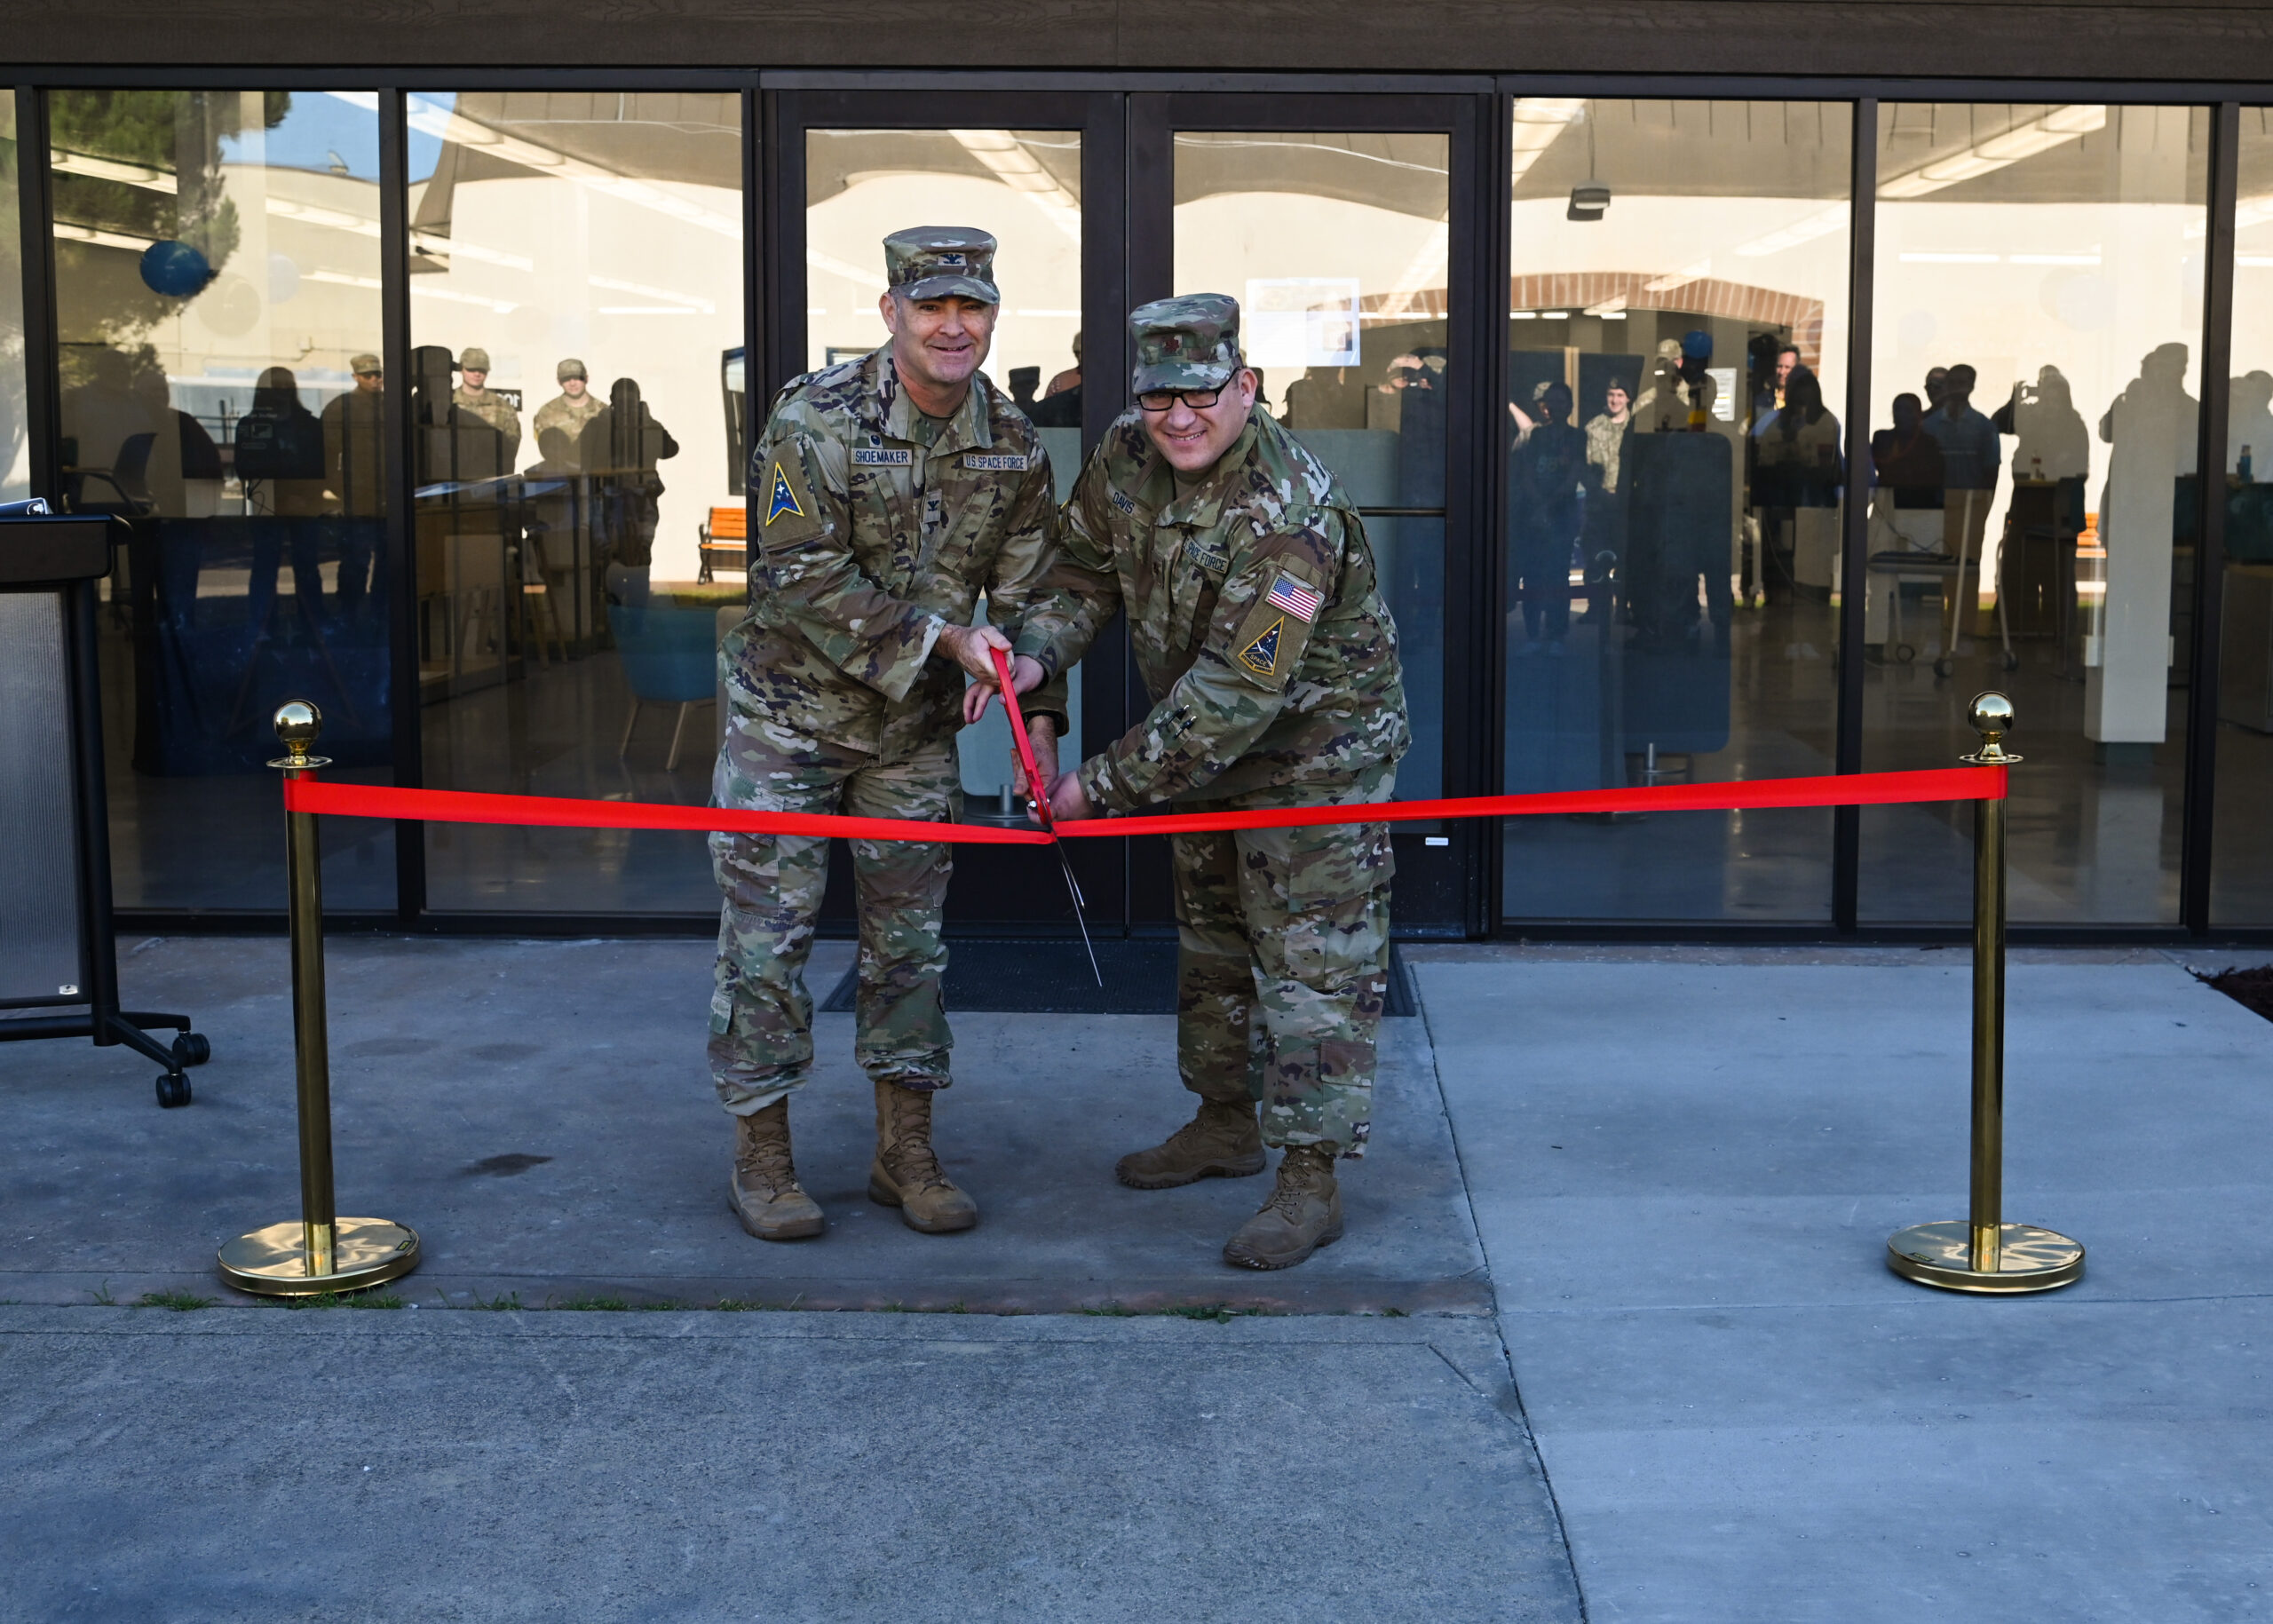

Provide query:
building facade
left=5, top=3, right=2273, bottom=941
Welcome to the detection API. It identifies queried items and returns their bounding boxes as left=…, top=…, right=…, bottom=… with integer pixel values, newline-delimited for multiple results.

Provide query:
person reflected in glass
left=1865, top=391, right=1948, bottom=657
left=1995, top=364, right=2089, bottom=486
left=531, top=358, right=604, bottom=472
left=1026, top=331, right=1082, bottom=427
left=129, top=361, right=224, bottom=634
left=1007, top=365, right=1041, bottom=412
left=453, top=346, right=522, bottom=471
left=2228, top=370, right=2273, bottom=482
left=236, top=367, right=331, bottom=638
left=322, top=353, right=386, bottom=621
left=1923, top=363, right=2002, bottom=626
left=1638, top=332, right=1717, bottom=432
left=1755, top=365, right=1842, bottom=595
left=2096, top=345, right=2197, bottom=706
left=1581, top=378, right=1634, bottom=598
left=1511, top=379, right=1586, bottom=651
left=579, top=376, right=678, bottom=608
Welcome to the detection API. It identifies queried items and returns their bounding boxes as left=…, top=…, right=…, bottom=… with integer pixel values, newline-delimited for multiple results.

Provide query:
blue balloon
left=139, top=240, right=211, bottom=298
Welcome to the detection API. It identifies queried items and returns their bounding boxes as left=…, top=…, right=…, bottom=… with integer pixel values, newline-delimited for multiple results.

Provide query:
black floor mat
left=823, top=939, right=1421, bottom=1017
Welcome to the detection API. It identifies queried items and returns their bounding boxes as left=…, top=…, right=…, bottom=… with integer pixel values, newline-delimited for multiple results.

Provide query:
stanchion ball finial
left=273, top=701, right=324, bottom=769
left=1966, top=692, right=2016, bottom=764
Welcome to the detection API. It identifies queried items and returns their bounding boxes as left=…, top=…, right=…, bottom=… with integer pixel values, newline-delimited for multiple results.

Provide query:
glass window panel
left=0, top=97, right=27, bottom=503
left=50, top=89, right=389, bottom=910
left=1501, top=100, right=1851, bottom=922
left=408, top=91, right=743, bottom=912
left=2209, top=111, right=2273, bottom=923
left=1174, top=131, right=1451, bottom=801
left=1861, top=104, right=2206, bottom=923
left=805, top=128, right=1085, bottom=800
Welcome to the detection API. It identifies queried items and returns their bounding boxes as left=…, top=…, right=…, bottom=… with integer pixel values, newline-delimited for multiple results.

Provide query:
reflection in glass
left=2210, top=110, right=2273, bottom=922
left=48, top=89, right=390, bottom=909
left=806, top=128, right=1085, bottom=798
left=1501, top=100, right=1852, bottom=921
left=0, top=99, right=27, bottom=502
left=407, top=91, right=741, bottom=912
left=1174, top=131, right=1450, bottom=800
left=1862, top=104, right=2206, bottom=923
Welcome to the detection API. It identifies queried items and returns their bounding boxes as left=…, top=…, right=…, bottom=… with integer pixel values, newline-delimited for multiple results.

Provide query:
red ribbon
left=989, top=646, right=1051, bottom=829
left=283, top=764, right=2005, bottom=843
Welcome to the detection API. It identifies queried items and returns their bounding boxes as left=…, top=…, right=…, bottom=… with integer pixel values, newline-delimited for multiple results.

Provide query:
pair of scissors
left=989, top=646, right=1102, bottom=986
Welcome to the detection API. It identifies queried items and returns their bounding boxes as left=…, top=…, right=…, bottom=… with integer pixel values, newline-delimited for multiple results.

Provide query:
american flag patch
left=1266, top=574, right=1322, bottom=622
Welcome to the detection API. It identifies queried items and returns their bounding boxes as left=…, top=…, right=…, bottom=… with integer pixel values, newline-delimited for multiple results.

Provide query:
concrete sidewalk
left=0, top=935, right=1485, bottom=1314
left=6, top=938, right=2273, bottom=1620
left=1418, top=945, right=2273, bottom=1623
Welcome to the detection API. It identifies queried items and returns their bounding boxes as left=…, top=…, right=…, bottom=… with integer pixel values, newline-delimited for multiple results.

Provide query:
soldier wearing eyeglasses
left=988, top=293, right=1409, bottom=1270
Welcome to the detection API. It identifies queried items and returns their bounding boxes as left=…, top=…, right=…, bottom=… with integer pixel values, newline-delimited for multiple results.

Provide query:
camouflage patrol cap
left=1130, top=294, right=1241, bottom=394
left=459, top=346, right=491, bottom=372
left=883, top=226, right=999, bottom=304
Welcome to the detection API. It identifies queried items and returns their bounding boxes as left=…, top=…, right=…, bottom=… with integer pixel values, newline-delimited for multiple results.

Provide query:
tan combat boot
left=1223, top=1145, right=1344, bottom=1270
left=867, top=1081, right=978, bottom=1233
left=729, top=1098, right=824, bottom=1241
left=1114, top=1097, right=1266, bottom=1190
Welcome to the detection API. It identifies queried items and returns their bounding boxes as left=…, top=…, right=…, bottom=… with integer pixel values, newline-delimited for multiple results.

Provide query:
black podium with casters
left=0, top=510, right=207, bottom=1105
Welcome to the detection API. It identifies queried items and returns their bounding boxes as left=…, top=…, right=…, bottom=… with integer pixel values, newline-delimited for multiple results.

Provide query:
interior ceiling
left=804, top=129, right=1081, bottom=207
left=1512, top=99, right=2206, bottom=208
left=414, top=91, right=741, bottom=230
left=1173, top=132, right=1448, bottom=219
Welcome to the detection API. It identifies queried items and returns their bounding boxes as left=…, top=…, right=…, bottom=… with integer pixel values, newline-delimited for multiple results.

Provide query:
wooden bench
left=697, top=504, right=747, bottom=582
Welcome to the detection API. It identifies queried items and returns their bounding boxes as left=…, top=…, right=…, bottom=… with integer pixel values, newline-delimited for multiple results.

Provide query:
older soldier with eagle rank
left=985, top=293, right=1409, bottom=1271
left=712, top=226, right=1062, bottom=1242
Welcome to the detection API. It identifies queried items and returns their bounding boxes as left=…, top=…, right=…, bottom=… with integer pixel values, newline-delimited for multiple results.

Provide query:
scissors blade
left=1053, top=840, right=1103, bottom=986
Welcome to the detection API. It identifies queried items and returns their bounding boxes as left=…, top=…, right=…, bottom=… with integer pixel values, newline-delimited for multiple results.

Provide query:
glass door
left=769, top=90, right=1124, bottom=931
left=1129, top=94, right=1484, bottom=932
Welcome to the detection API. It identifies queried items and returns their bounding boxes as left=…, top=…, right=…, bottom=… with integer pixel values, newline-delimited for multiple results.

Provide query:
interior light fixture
left=1567, top=184, right=1611, bottom=223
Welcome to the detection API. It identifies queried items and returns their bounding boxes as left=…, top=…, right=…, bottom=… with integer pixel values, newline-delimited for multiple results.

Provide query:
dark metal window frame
left=2, top=68, right=2260, bottom=943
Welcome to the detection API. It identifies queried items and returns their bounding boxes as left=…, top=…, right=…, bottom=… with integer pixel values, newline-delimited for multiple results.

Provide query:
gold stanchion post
left=218, top=702, right=421, bottom=1296
left=1888, top=693, right=2084, bottom=1293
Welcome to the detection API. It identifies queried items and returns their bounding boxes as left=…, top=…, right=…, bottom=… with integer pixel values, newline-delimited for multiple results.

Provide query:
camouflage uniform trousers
left=1170, top=792, right=1395, bottom=1159
left=709, top=716, right=961, bottom=1116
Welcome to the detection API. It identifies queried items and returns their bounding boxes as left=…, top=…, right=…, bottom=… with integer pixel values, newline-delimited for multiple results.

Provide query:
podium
left=0, top=511, right=208, bottom=1106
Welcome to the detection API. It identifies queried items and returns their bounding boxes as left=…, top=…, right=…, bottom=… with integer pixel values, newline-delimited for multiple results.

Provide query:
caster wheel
left=1934, top=655, right=1956, bottom=678
left=2002, top=650, right=2021, bottom=671
left=173, top=1032, right=210, bottom=1067
left=1894, top=643, right=1916, bottom=665
left=155, top=1072, right=193, bottom=1109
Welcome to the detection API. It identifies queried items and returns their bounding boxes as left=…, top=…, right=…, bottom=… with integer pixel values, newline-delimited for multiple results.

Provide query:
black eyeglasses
left=1137, top=385, right=1226, bottom=413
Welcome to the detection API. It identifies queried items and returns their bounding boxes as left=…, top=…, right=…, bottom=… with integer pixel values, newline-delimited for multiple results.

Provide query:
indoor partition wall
left=1859, top=103, right=2207, bottom=924
left=44, top=88, right=392, bottom=911
left=405, top=90, right=744, bottom=913
left=1499, top=99, right=1853, bottom=923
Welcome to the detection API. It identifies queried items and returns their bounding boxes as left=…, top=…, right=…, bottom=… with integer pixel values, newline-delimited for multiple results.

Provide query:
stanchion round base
left=218, top=1218, right=421, bottom=1297
left=1887, top=1221, right=2084, bottom=1294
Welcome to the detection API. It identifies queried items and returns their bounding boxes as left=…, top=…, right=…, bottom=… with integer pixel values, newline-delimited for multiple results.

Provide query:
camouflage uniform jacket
left=453, top=386, right=522, bottom=464
left=531, top=391, right=604, bottom=462
left=1019, top=407, right=1408, bottom=811
left=732, top=345, right=1061, bottom=762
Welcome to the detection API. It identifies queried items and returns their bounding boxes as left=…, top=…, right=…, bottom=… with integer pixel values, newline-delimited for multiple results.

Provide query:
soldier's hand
left=1014, top=716, right=1059, bottom=802
left=936, top=622, right=1015, bottom=685
left=1046, top=769, right=1097, bottom=822
left=960, top=654, right=1048, bottom=725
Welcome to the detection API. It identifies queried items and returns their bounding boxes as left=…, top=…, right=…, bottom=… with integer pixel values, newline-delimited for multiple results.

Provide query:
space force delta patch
left=962, top=452, right=1030, bottom=471
left=765, top=463, right=804, bottom=525
left=852, top=447, right=914, bottom=466
left=1239, top=617, right=1286, bottom=677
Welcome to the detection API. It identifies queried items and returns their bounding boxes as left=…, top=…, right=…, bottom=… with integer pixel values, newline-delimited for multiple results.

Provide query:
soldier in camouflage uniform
left=530, top=358, right=605, bottom=469
left=712, top=226, right=1065, bottom=1242
left=453, top=346, right=522, bottom=469
left=1012, top=293, right=1409, bottom=1270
